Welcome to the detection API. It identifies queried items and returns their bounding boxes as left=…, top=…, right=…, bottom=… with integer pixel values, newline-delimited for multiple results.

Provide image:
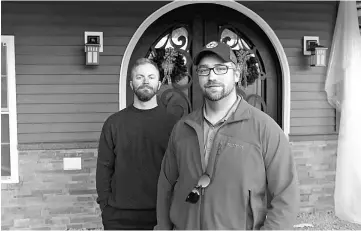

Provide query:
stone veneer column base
left=291, top=140, right=338, bottom=213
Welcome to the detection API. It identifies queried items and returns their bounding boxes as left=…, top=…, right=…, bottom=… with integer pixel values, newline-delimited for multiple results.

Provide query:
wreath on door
left=234, top=49, right=267, bottom=112
left=151, top=48, right=188, bottom=84
left=234, top=49, right=261, bottom=88
left=150, top=47, right=193, bottom=119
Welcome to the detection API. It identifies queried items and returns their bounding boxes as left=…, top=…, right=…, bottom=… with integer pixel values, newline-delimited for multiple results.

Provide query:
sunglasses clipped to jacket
left=185, top=174, right=211, bottom=204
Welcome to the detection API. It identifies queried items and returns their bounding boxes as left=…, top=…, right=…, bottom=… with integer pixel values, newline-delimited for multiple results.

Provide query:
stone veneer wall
left=1, top=140, right=337, bottom=230
left=291, top=140, right=338, bottom=213
left=1, top=149, right=102, bottom=230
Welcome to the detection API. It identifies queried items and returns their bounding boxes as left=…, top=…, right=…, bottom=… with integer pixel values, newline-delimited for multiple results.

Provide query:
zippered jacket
left=155, top=99, right=300, bottom=230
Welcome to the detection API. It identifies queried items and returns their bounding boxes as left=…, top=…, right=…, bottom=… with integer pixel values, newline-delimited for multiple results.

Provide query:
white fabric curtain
left=325, top=0, right=361, bottom=224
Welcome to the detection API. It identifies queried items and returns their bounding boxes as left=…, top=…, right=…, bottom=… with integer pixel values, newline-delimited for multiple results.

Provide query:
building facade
left=1, top=1, right=341, bottom=230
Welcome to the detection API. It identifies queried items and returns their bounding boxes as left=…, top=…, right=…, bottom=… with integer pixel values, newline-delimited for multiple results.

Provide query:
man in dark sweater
left=96, top=58, right=178, bottom=230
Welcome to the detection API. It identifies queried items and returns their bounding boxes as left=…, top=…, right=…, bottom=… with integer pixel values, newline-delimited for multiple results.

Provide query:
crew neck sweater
left=96, top=104, right=178, bottom=224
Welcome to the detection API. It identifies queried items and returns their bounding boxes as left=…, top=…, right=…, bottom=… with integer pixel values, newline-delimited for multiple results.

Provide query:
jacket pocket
left=246, top=190, right=254, bottom=230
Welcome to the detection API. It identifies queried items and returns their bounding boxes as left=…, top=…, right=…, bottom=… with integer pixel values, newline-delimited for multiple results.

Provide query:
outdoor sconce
left=303, top=36, right=328, bottom=67
left=84, top=32, right=103, bottom=66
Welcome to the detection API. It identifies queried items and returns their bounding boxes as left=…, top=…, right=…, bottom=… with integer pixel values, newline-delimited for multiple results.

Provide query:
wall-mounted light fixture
left=303, top=36, right=328, bottom=67
left=84, top=32, right=103, bottom=66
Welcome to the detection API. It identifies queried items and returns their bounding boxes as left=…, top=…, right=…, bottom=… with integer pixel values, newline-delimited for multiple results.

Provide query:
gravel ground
left=68, top=210, right=361, bottom=230
left=295, top=210, right=361, bottom=230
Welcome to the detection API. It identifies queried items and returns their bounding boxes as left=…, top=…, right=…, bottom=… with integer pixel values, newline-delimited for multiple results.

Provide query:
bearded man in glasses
left=96, top=58, right=178, bottom=230
left=156, top=41, right=299, bottom=230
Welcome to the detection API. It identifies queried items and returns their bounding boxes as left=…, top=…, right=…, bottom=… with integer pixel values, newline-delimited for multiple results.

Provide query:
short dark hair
left=130, top=58, right=160, bottom=80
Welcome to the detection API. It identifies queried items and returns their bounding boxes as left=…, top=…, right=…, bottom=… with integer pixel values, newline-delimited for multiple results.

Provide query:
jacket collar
left=184, top=97, right=252, bottom=128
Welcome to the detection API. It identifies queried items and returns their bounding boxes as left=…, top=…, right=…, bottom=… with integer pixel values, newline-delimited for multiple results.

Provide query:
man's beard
left=203, top=81, right=234, bottom=101
left=133, top=84, right=158, bottom=102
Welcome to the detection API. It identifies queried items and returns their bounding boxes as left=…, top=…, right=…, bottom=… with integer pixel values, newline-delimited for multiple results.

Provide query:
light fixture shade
left=85, top=44, right=100, bottom=65
left=310, top=46, right=328, bottom=67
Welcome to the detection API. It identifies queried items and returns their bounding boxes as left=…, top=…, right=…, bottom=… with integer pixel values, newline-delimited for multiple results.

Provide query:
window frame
left=1, top=35, right=19, bottom=184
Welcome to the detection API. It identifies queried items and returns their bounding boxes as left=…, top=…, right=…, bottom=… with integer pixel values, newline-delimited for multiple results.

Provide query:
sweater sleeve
left=96, top=118, right=116, bottom=211
left=261, top=121, right=300, bottom=230
left=155, top=124, right=179, bottom=230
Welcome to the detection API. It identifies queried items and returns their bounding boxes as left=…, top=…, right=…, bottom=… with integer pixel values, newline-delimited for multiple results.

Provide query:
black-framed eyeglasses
left=196, top=65, right=236, bottom=76
left=185, top=174, right=211, bottom=204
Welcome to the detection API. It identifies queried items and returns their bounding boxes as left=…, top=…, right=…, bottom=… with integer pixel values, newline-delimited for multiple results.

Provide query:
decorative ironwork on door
left=146, top=25, right=193, bottom=119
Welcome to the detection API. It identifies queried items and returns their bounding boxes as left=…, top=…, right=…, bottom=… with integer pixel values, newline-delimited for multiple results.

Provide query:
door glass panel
left=1, top=144, right=11, bottom=177
left=171, top=27, right=189, bottom=50
left=155, top=35, right=169, bottom=49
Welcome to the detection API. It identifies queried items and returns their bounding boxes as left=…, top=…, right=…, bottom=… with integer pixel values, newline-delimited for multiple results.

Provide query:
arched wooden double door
left=127, top=3, right=282, bottom=126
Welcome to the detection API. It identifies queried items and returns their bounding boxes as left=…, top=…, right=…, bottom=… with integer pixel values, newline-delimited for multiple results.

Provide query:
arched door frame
left=119, top=0, right=291, bottom=138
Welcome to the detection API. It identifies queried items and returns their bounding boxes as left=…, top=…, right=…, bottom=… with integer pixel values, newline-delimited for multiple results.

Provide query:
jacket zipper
left=212, top=142, right=223, bottom=181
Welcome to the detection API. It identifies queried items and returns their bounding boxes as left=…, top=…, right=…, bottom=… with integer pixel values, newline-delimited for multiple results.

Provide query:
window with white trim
left=1, top=35, right=19, bottom=183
